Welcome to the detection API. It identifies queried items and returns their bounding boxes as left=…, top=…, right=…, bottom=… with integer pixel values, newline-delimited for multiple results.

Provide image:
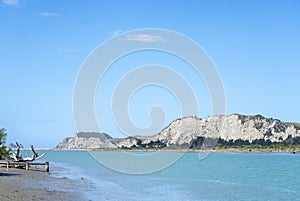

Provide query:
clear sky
left=0, top=0, right=299, bottom=147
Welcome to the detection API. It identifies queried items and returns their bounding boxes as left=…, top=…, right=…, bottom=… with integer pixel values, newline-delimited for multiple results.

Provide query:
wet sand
left=0, top=167, right=89, bottom=201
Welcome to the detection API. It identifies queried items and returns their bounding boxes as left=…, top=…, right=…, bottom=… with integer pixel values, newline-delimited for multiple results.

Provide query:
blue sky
left=0, top=0, right=299, bottom=147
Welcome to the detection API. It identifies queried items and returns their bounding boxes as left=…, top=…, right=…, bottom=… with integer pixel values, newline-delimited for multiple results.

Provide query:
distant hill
left=56, top=132, right=115, bottom=149
left=56, top=114, right=300, bottom=150
left=75, top=132, right=112, bottom=140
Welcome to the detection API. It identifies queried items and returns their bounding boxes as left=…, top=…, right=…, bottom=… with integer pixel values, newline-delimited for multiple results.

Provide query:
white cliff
left=56, top=114, right=300, bottom=149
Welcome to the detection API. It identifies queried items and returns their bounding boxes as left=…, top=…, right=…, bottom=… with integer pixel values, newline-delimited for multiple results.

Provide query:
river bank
left=0, top=166, right=90, bottom=201
left=46, top=146, right=300, bottom=154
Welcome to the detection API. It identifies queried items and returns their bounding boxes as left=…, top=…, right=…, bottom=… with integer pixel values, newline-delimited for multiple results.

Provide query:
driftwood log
left=9, top=142, right=46, bottom=162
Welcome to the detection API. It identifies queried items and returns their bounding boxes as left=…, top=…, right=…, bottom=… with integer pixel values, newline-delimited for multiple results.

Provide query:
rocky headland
left=56, top=114, right=300, bottom=150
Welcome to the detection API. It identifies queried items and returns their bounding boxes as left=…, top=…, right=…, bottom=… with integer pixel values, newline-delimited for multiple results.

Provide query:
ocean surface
left=34, top=151, right=300, bottom=201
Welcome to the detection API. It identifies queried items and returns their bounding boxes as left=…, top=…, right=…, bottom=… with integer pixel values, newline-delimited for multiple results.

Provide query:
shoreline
left=29, top=147, right=300, bottom=154
left=0, top=166, right=91, bottom=201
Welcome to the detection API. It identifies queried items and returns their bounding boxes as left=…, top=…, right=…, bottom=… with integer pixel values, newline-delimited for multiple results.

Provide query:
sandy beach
left=0, top=166, right=89, bottom=201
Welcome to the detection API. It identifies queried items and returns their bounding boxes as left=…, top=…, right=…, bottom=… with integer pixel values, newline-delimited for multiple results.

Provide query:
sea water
left=37, top=151, right=300, bottom=201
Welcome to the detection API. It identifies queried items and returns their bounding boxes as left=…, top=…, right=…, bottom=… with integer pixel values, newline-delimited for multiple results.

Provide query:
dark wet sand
left=0, top=167, right=89, bottom=201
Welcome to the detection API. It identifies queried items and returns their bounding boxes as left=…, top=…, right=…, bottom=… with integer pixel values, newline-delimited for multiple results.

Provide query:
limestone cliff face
left=56, top=114, right=300, bottom=149
left=143, top=114, right=300, bottom=147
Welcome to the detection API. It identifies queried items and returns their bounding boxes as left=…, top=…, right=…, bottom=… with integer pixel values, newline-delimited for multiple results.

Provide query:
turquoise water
left=37, top=151, right=300, bottom=201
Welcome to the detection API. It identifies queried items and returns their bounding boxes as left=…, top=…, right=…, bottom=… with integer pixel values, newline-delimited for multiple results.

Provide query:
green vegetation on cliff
left=126, top=136, right=300, bottom=152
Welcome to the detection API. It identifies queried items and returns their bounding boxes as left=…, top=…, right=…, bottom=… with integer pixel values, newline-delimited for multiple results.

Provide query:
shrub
left=0, top=128, right=9, bottom=158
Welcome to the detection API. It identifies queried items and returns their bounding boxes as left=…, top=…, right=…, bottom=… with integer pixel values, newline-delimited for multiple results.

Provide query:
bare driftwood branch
left=31, top=145, right=38, bottom=158
left=9, top=142, right=45, bottom=162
